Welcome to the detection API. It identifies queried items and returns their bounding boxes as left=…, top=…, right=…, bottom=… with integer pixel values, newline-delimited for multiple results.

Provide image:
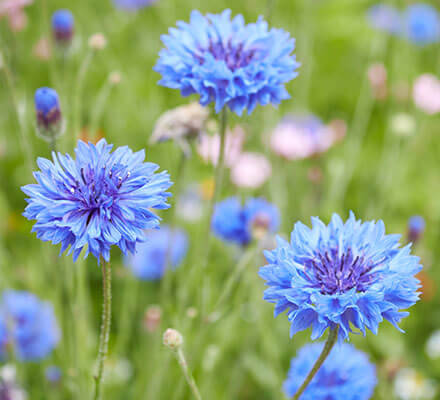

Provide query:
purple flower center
left=67, top=163, right=132, bottom=224
left=197, top=39, right=259, bottom=71
left=303, top=248, right=381, bottom=295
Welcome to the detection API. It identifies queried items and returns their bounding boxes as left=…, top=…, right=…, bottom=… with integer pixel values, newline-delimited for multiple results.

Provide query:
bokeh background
left=1, top=0, right=440, bottom=399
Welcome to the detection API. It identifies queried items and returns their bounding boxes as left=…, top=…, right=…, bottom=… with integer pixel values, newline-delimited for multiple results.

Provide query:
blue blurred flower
left=126, top=226, right=188, bottom=280
left=0, top=290, right=60, bottom=361
left=403, top=4, right=440, bottom=45
left=212, top=197, right=280, bottom=246
left=113, top=0, right=156, bottom=11
left=408, top=215, right=425, bottom=244
left=154, top=9, right=299, bottom=116
left=34, top=87, right=63, bottom=140
left=284, top=343, right=377, bottom=400
left=51, top=9, right=74, bottom=45
left=45, top=365, right=62, bottom=383
left=367, top=4, right=402, bottom=34
left=22, top=139, right=172, bottom=262
left=259, top=212, right=422, bottom=341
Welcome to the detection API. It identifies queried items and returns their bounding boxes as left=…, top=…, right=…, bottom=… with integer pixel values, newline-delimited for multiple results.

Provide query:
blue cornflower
left=126, top=226, right=188, bottom=281
left=212, top=197, right=280, bottom=246
left=154, top=9, right=299, bottom=116
left=408, top=215, right=425, bottom=244
left=22, top=139, right=172, bottom=262
left=259, top=212, right=422, bottom=341
left=0, top=290, right=60, bottom=361
left=113, top=0, right=157, bottom=11
left=34, top=87, right=63, bottom=140
left=284, top=343, right=377, bottom=400
left=52, top=10, right=74, bottom=44
left=367, top=4, right=402, bottom=34
left=403, top=4, right=440, bottom=45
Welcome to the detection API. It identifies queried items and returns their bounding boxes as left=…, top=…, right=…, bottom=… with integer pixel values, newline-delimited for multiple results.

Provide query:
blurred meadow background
left=1, top=0, right=440, bottom=399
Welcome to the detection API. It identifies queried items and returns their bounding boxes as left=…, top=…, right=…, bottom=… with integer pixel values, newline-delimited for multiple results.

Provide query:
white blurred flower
left=391, top=113, right=416, bottom=137
left=103, top=358, right=133, bottom=385
left=0, top=365, right=27, bottom=400
left=426, top=330, right=440, bottom=359
left=394, top=368, right=436, bottom=400
left=151, top=102, right=209, bottom=155
left=88, top=33, right=107, bottom=50
left=176, top=184, right=204, bottom=222
left=202, top=345, right=220, bottom=372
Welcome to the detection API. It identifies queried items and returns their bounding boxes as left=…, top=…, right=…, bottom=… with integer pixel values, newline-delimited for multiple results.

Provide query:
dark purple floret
left=201, top=40, right=258, bottom=71
left=302, top=248, right=384, bottom=295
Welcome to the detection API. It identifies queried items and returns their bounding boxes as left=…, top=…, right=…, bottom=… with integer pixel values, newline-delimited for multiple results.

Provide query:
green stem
left=210, top=108, right=228, bottom=215
left=93, top=260, right=112, bottom=400
left=206, top=243, right=259, bottom=322
left=162, top=151, right=188, bottom=316
left=175, top=348, right=202, bottom=400
left=89, top=77, right=114, bottom=141
left=199, top=108, right=228, bottom=313
left=202, top=108, right=228, bottom=265
left=1, top=60, right=33, bottom=174
left=72, top=51, right=93, bottom=146
left=292, top=326, right=339, bottom=400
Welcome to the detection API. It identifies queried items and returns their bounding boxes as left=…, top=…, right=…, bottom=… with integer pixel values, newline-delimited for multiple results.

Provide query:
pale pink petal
left=413, top=74, right=440, bottom=115
left=230, top=152, right=272, bottom=189
left=197, top=125, right=245, bottom=167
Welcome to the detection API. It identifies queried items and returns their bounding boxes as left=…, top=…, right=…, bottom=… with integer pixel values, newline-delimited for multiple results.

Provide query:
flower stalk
left=202, top=108, right=228, bottom=264
left=176, top=347, right=202, bottom=400
left=93, top=259, right=112, bottom=400
left=291, top=326, right=339, bottom=400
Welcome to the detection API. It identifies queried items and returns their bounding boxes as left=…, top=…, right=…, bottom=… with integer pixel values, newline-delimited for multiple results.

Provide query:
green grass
left=1, top=0, right=440, bottom=399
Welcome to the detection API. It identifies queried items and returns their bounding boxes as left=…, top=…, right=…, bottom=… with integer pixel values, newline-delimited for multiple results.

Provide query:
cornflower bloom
left=22, top=139, right=172, bottom=262
left=154, top=9, right=299, bottom=115
left=260, top=212, right=422, bottom=341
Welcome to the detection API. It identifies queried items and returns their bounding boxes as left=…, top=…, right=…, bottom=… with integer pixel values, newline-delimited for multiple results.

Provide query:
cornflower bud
left=51, top=10, right=74, bottom=47
left=34, top=87, right=64, bottom=141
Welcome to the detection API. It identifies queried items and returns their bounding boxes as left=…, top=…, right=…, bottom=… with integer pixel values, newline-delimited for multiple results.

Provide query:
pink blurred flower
left=33, top=37, right=52, bottom=61
left=368, top=63, right=387, bottom=100
left=0, top=0, right=33, bottom=32
left=413, top=74, right=440, bottom=115
left=270, top=115, right=343, bottom=161
left=230, top=152, right=271, bottom=189
left=197, top=125, right=245, bottom=167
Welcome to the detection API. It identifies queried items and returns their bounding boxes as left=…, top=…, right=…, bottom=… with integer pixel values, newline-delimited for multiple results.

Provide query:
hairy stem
left=93, top=259, right=112, bottom=400
left=292, top=326, right=339, bottom=400
left=176, top=348, right=202, bottom=400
